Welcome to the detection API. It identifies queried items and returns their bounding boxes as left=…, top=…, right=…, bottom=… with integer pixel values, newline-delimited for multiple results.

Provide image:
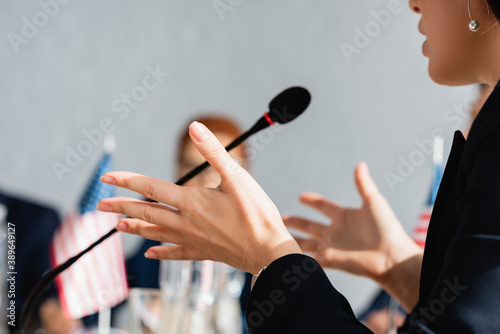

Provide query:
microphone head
left=268, top=86, right=311, bottom=124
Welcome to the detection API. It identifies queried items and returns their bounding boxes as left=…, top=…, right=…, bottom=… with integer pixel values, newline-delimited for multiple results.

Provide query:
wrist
left=378, top=238, right=423, bottom=311
left=250, top=238, right=302, bottom=275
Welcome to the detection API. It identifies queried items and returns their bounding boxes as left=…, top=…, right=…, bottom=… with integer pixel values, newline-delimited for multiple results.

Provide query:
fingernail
left=96, top=203, right=112, bottom=212
left=100, top=175, right=115, bottom=185
left=190, top=121, right=211, bottom=143
left=116, top=221, right=129, bottom=232
left=145, top=250, right=157, bottom=259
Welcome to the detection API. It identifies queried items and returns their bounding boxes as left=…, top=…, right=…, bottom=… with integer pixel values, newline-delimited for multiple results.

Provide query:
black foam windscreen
left=268, top=87, right=311, bottom=124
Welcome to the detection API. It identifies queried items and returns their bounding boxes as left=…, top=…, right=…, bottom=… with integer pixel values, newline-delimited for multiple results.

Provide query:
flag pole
left=98, top=307, right=111, bottom=334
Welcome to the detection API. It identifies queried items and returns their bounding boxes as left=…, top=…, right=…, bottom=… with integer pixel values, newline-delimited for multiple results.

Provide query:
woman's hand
left=97, top=121, right=301, bottom=275
left=283, top=162, right=422, bottom=311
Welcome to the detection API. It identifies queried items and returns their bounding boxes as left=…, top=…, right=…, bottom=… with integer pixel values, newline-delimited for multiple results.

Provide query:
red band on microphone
left=264, top=112, right=275, bottom=126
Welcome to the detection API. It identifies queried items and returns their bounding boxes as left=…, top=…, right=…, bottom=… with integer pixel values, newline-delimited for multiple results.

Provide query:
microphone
left=177, top=86, right=311, bottom=184
left=19, top=86, right=311, bottom=333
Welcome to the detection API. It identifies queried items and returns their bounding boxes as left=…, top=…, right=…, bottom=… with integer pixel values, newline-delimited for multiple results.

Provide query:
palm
left=284, top=162, right=413, bottom=281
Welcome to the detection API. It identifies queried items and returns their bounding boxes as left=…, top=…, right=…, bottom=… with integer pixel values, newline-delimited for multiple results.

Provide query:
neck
left=480, top=29, right=500, bottom=87
left=483, top=76, right=500, bottom=88
left=479, top=25, right=500, bottom=87
left=478, top=65, right=500, bottom=88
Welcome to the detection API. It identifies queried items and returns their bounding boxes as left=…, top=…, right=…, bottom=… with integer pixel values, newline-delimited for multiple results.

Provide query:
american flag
left=50, top=152, right=128, bottom=319
left=412, top=136, right=444, bottom=249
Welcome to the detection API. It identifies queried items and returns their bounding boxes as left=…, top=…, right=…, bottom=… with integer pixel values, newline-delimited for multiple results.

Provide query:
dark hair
left=487, top=0, right=500, bottom=20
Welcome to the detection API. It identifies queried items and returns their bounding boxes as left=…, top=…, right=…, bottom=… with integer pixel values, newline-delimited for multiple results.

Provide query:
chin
left=428, top=61, right=477, bottom=87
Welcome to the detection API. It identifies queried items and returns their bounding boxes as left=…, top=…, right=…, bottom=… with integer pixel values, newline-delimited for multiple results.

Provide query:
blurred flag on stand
left=412, top=135, right=444, bottom=249
left=50, top=136, right=128, bottom=319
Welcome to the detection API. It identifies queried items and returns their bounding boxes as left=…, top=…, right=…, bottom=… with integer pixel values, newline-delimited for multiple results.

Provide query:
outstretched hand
left=283, top=162, right=421, bottom=287
left=97, top=121, right=301, bottom=275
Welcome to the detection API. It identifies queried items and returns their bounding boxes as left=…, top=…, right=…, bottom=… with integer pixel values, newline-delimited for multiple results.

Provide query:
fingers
left=354, top=161, right=380, bottom=201
left=97, top=197, right=182, bottom=228
left=299, top=192, right=341, bottom=217
left=283, top=216, right=325, bottom=237
left=116, top=218, right=185, bottom=245
left=145, top=245, right=208, bottom=261
left=188, top=121, right=241, bottom=180
left=99, top=172, right=185, bottom=208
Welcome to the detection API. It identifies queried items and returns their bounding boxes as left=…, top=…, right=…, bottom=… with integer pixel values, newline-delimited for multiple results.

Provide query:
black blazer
left=246, top=81, right=500, bottom=334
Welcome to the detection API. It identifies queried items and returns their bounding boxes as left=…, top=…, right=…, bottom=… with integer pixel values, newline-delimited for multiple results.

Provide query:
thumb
left=188, top=121, right=240, bottom=179
left=354, top=161, right=380, bottom=201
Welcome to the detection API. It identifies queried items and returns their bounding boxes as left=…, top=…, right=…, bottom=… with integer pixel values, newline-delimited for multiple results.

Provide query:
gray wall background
left=1, top=0, right=476, bottom=314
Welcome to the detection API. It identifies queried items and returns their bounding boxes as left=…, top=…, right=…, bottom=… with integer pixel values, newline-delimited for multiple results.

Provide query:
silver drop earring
left=468, top=0, right=481, bottom=32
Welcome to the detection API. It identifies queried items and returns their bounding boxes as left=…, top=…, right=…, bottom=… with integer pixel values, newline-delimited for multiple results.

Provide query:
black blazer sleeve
left=246, top=254, right=372, bottom=334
